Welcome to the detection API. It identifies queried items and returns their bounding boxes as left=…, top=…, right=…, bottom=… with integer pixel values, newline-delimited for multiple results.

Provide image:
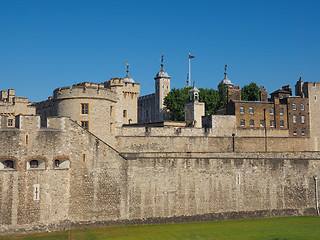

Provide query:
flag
left=189, top=54, right=195, bottom=59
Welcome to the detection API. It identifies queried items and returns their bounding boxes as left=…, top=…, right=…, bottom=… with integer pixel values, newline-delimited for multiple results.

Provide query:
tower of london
left=1, top=57, right=320, bottom=235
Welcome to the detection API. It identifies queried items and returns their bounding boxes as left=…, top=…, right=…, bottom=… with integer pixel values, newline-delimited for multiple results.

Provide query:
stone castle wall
left=116, top=125, right=312, bottom=153
left=1, top=116, right=320, bottom=235
left=0, top=116, right=127, bottom=234
left=124, top=152, right=319, bottom=220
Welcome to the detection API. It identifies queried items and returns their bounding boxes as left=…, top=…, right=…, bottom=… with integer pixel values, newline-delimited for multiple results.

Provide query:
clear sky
left=0, top=0, right=319, bottom=102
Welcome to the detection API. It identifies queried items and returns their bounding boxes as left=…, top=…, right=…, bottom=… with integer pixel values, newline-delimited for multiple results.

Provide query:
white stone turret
left=185, top=81, right=205, bottom=128
left=154, top=54, right=170, bottom=122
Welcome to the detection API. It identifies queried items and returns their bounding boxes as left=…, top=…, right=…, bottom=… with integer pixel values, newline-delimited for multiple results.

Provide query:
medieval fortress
left=1, top=59, right=320, bottom=234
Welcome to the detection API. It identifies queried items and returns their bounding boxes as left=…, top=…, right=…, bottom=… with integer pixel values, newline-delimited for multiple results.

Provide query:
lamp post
left=232, top=133, right=235, bottom=152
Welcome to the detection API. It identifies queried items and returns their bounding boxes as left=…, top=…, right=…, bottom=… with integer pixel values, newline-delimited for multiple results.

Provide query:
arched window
left=4, top=160, right=14, bottom=169
left=30, top=160, right=39, bottom=168
left=27, top=158, right=46, bottom=170
left=53, top=156, right=70, bottom=169
left=0, top=159, right=16, bottom=170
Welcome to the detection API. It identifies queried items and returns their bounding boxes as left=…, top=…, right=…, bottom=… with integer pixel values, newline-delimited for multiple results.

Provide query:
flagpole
left=188, top=53, right=191, bottom=86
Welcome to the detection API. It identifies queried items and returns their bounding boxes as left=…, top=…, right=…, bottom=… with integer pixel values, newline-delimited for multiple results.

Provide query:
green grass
left=1, top=216, right=320, bottom=240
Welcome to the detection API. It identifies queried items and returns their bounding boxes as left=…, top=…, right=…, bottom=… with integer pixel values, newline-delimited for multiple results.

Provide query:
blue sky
left=0, top=0, right=319, bottom=102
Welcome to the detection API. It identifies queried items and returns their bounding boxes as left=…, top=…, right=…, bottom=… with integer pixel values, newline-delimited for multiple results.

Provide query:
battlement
left=138, top=93, right=155, bottom=100
left=104, top=78, right=140, bottom=93
left=49, top=82, right=118, bottom=101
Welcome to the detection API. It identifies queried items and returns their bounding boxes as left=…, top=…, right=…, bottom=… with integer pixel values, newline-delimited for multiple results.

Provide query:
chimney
left=260, top=86, right=268, bottom=102
left=227, top=86, right=241, bottom=102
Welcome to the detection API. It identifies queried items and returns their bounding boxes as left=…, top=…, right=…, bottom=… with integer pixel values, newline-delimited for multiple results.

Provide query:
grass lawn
left=1, top=216, right=320, bottom=240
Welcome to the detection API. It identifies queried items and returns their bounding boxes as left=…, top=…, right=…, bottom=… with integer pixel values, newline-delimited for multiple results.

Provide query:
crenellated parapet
left=103, top=78, right=140, bottom=95
left=138, top=93, right=155, bottom=100
left=0, top=89, right=36, bottom=116
left=52, top=82, right=119, bottom=101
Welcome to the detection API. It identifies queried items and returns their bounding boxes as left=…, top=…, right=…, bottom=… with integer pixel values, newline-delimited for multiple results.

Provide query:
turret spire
left=224, top=64, right=227, bottom=78
left=123, top=62, right=135, bottom=83
left=154, top=54, right=170, bottom=79
left=126, top=62, right=130, bottom=76
left=161, top=54, right=164, bottom=69
left=220, top=63, right=233, bottom=87
left=189, top=81, right=200, bottom=101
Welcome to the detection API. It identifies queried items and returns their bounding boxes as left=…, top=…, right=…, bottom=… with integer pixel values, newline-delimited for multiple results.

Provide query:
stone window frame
left=240, top=119, right=245, bottom=127
left=0, top=156, right=18, bottom=171
left=82, top=152, right=86, bottom=163
left=270, top=120, right=275, bottom=127
left=249, top=107, right=254, bottom=115
left=269, top=108, right=274, bottom=115
left=80, top=103, right=89, bottom=115
left=301, top=104, right=305, bottom=111
left=279, top=108, right=284, bottom=116
left=25, top=134, right=29, bottom=145
left=293, top=115, right=297, bottom=123
left=110, top=106, right=114, bottom=117
left=123, top=110, right=127, bottom=118
left=52, top=155, right=71, bottom=170
left=249, top=119, right=254, bottom=127
left=301, top=115, right=305, bottom=123
left=280, top=120, right=284, bottom=127
left=240, top=106, right=245, bottom=114
left=25, top=156, right=47, bottom=171
left=7, top=118, right=14, bottom=127
left=81, top=120, right=89, bottom=131
left=292, top=103, right=296, bottom=111
left=110, top=122, right=114, bottom=134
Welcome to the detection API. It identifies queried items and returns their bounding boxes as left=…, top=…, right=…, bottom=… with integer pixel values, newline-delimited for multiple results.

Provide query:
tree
left=217, top=83, right=227, bottom=109
left=164, top=82, right=260, bottom=121
left=164, top=87, right=220, bottom=121
left=164, top=87, right=191, bottom=121
left=241, top=82, right=260, bottom=101
left=199, top=88, right=219, bottom=115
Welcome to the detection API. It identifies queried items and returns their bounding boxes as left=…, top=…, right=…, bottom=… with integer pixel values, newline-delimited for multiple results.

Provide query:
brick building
left=225, top=82, right=309, bottom=137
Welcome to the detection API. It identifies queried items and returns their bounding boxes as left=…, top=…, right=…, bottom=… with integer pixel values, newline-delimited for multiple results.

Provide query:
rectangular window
left=270, top=120, right=275, bottom=127
left=249, top=107, right=254, bottom=114
left=292, top=103, right=296, bottom=111
left=240, top=119, right=245, bottom=127
left=280, top=108, right=284, bottom=115
left=33, top=184, right=40, bottom=201
left=82, top=153, right=86, bottom=163
left=250, top=119, right=254, bottom=127
left=280, top=120, right=284, bottom=127
left=260, top=120, right=265, bottom=127
left=301, top=104, right=305, bottom=111
left=302, top=128, right=306, bottom=135
left=81, top=121, right=89, bottom=130
left=25, top=134, right=29, bottom=145
left=7, top=119, right=13, bottom=127
left=240, top=106, right=245, bottom=114
left=81, top=103, right=89, bottom=114
left=293, top=115, right=297, bottom=123
left=110, top=106, right=114, bottom=117
left=110, top=122, right=114, bottom=134
left=301, top=115, right=305, bottom=123
left=269, top=108, right=274, bottom=115
left=123, top=110, right=127, bottom=118
left=293, top=128, right=297, bottom=135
